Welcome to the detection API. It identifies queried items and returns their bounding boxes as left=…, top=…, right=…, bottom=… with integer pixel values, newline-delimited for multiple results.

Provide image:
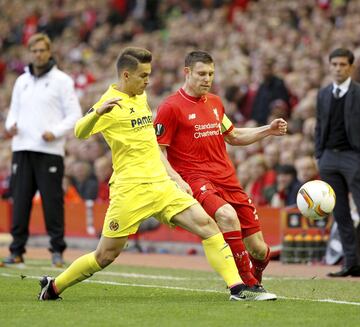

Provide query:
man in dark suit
left=315, top=48, right=360, bottom=277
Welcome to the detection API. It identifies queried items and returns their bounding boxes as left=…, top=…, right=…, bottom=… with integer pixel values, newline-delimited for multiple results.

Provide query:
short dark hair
left=116, top=47, right=152, bottom=73
left=185, top=51, right=213, bottom=68
left=329, top=48, right=354, bottom=65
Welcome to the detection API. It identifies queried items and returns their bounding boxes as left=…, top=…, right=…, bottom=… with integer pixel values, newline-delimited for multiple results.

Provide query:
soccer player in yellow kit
left=38, top=47, right=273, bottom=301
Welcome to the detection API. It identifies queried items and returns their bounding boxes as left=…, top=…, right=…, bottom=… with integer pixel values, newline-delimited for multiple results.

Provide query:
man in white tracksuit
left=1, top=33, right=81, bottom=267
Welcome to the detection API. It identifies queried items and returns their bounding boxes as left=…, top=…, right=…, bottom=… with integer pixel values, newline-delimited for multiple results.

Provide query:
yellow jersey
left=75, top=84, right=169, bottom=185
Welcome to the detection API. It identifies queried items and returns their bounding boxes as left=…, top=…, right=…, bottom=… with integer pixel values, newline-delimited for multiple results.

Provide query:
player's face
left=186, top=62, right=215, bottom=96
left=126, top=63, right=151, bottom=96
left=29, top=40, right=51, bottom=69
left=330, top=56, right=353, bottom=84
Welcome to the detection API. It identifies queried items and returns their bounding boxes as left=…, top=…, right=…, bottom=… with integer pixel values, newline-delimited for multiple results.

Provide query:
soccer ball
left=296, top=180, right=336, bottom=220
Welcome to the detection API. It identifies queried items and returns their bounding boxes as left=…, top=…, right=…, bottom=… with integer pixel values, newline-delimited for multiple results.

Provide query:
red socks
left=249, top=246, right=271, bottom=283
left=223, top=230, right=258, bottom=287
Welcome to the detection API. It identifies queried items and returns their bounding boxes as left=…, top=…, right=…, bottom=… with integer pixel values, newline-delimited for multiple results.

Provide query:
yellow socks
left=53, top=235, right=241, bottom=294
left=202, top=233, right=242, bottom=288
left=54, top=252, right=102, bottom=294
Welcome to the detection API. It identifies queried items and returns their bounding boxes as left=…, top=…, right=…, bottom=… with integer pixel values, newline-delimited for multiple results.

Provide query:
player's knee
left=195, top=214, right=215, bottom=230
left=248, top=242, right=267, bottom=260
left=95, top=248, right=120, bottom=268
left=193, top=214, right=220, bottom=239
left=214, top=205, right=239, bottom=231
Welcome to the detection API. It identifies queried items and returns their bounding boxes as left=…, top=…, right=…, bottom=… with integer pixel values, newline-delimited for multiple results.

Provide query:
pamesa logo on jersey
left=130, top=115, right=153, bottom=131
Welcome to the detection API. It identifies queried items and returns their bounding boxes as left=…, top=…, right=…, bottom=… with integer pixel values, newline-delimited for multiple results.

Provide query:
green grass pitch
left=0, top=260, right=359, bottom=327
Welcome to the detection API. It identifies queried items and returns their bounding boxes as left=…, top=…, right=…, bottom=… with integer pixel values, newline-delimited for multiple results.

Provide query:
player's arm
left=224, top=117, right=287, bottom=146
left=74, top=97, right=121, bottom=139
left=5, top=78, right=21, bottom=137
left=159, top=145, right=193, bottom=195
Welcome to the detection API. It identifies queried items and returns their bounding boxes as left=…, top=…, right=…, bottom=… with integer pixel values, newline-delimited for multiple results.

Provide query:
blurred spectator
left=236, top=159, right=251, bottom=194
left=71, top=60, right=96, bottom=98
left=264, top=164, right=300, bottom=208
left=63, top=175, right=82, bottom=204
left=1, top=0, right=360, bottom=221
left=251, top=59, right=290, bottom=125
left=263, top=142, right=280, bottom=172
left=294, top=156, right=319, bottom=185
left=247, top=154, right=274, bottom=206
left=94, top=155, right=113, bottom=202
left=71, top=160, right=98, bottom=201
left=224, top=80, right=256, bottom=123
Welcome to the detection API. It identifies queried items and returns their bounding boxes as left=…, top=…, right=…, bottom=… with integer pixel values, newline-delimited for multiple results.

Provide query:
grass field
left=0, top=259, right=359, bottom=327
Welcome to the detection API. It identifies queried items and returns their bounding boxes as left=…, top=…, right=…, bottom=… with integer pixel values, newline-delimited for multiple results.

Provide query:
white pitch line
left=0, top=264, right=312, bottom=281
left=2, top=265, right=219, bottom=281
left=1, top=272, right=360, bottom=306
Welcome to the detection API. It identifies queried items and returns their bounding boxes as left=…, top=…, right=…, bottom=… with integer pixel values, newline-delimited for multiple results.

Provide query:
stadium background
left=0, top=0, right=360, bottom=257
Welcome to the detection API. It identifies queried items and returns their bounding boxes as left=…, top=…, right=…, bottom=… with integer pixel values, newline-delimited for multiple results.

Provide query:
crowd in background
left=0, top=0, right=359, bottom=210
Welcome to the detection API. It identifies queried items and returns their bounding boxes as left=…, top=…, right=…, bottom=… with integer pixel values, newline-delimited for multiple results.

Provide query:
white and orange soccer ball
left=296, top=180, right=336, bottom=220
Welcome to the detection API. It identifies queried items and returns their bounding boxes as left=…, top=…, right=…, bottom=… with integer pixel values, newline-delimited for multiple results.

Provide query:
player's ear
left=122, top=70, right=130, bottom=80
left=184, top=67, right=191, bottom=75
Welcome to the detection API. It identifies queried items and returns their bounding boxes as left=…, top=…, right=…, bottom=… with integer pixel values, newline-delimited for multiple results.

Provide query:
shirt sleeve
left=221, top=114, right=234, bottom=136
left=52, top=76, right=82, bottom=138
left=5, top=78, right=21, bottom=131
left=74, top=96, right=115, bottom=139
left=154, top=101, right=178, bottom=146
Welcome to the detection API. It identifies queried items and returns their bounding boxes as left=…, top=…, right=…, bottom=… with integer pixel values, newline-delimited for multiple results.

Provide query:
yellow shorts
left=102, top=179, right=197, bottom=238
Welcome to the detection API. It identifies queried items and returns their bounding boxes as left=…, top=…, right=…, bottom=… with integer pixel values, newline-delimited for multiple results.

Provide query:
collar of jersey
left=110, top=84, right=138, bottom=99
left=179, top=88, right=207, bottom=103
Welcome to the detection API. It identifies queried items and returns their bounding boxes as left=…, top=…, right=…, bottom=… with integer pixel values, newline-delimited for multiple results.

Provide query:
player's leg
left=170, top=203, right=276, bottom=300
left=38, top=183, right=142, bottom=300
left=191, top=181, right=258, bottom=287
left=212, top=202, right=259, bottom=286
left=170, top=203, right=242, bottom=289
left=234, top=200, right=271, bottom=284
left=190, top=180, right=260, bottom=285
left=38, top=236, right=127, bottom=300
left=243, top=230, right=270, bottom=284
left=57, top=236, right=127, bottom=292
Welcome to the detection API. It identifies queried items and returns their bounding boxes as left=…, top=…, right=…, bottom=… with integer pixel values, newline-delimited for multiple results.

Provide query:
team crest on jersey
left=155, top=123, right=165, bottom=136
left=213, top=108, right=219, bottom=121
left=109, top=220, right=119, bottom=231
left=188, top=113, right=196, bottom=120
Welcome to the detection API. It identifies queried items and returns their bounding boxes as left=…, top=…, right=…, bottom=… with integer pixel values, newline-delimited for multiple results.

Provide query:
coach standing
left=1, top=33, right=81, bottom=267
left=315, top=48, right=360, bottom=277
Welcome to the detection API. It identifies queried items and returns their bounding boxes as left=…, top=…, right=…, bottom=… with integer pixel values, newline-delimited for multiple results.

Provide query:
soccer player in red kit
left=155, top=51, right=287, bottom=295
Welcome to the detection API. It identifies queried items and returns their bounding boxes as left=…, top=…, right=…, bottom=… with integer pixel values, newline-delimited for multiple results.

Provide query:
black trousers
left=319, top=149, right=360, bottom=268
left=9, top=151, right=66, bottom=255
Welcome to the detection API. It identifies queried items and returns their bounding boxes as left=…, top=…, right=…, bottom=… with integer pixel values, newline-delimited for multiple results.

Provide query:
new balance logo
left=188, top=113, right=196, bottom=120
left=200, top=185, right=207, bottom=193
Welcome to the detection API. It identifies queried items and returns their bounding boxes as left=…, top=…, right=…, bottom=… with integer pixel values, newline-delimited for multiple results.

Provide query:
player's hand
left=96, top=97, right=122, bottom=116
left=175, top=178, right=193, bottom=196
left=6, top=123, right=18, bottom=137
left=269, top=118, right=287, bottom=136
left=42, top=131, right=56, bottom=142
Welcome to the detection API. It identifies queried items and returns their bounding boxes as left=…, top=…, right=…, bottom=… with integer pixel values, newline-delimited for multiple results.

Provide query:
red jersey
left=155, top=88, right=240, bottom=189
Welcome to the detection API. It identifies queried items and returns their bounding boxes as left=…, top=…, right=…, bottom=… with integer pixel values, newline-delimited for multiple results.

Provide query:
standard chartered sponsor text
left=194, top=123, right=220, bottom=131
left=194, top=123, right=221, bottom=139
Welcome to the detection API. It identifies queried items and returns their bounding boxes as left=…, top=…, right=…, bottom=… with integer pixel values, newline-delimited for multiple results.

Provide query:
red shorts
left=190, top=179, right=261, bottom=238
